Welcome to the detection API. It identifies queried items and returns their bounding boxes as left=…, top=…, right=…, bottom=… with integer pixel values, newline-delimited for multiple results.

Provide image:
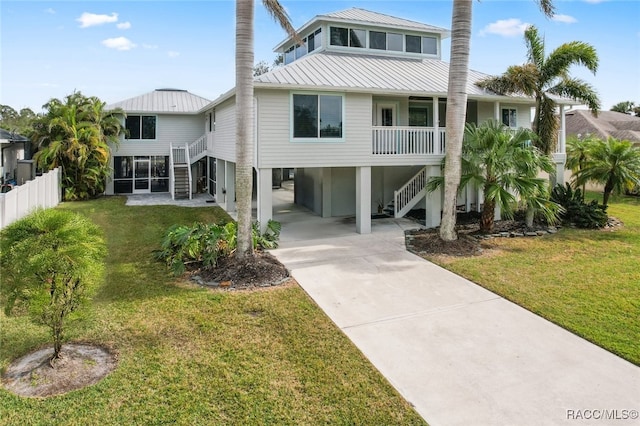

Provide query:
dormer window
left=406, top=35, right=438, bottom=55
left=284, top=28, right=322, bottom=64
left=330, top=26, right=365, bottom=48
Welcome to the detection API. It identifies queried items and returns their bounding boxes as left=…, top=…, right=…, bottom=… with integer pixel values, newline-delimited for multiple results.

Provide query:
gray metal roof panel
left=320, top=8, right=450, bottom=35
left=255, top=52, right=495, bottom=97
left=107, top=89, right=210, bottom=114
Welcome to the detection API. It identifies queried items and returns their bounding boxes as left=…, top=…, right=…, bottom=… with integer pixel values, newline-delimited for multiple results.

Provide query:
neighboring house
left=107, top=8, right=575, bottom=233
left=106, top=89, right=211, bottom=198
left=565, top=109, right=640, bottom=145
left=0, top=128, right=31, bottom=184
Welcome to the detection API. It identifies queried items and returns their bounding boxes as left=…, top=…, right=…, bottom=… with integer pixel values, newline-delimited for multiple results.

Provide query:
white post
left=355, top=166, right=371, bottom=234
left=321, top=167, right=332, bottom=218
left=555, top=105, right=567, bottom=185
left=257, top=168, right=272, bottom=233
left=225, top=161, right=236, bottom=213
left=494, top=101, right=500, bottom=121
left=216, top=159, right=226, bottom=204
left=424, top=165, right=442, bottom=228
left=433, top=97, right=439, bottom=154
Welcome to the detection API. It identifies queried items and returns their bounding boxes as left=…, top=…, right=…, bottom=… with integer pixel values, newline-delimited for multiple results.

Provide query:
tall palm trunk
left=480, top=198, right=496, bottom=233
left=440, top=0, right=472, bottom=241
left=235, top=0, right=255, bottom=259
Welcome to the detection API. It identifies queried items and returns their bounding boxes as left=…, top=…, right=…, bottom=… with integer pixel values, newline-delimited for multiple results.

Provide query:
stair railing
left=184, top=143, right=193, bottom=200
left=393, top=167, right=428, bottom=218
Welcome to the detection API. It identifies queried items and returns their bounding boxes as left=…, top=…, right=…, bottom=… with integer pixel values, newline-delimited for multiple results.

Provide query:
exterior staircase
left=169, top=135, right=207, bottom=200
left=391, top=166, right=429, bottom=218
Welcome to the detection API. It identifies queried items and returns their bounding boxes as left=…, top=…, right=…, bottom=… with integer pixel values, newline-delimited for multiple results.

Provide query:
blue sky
left=1, top=0, right=639, bottom=112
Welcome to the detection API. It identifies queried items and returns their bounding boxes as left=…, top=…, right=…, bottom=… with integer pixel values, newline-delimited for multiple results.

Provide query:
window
left=349, top=29, right=366, bottom=48
left=388, top=33, right=403, bottom=51
left=330, top=27, right=349, bottom=46
left=422, top=37, right=437, bottom=55
left=125, top=115, right=156, bottom=139
left=150, top=156, right=169, bottom=192
left=284, top=46, right=295, bottom=64
left=330, top=26, right=366, bottom=48
left=307, top=32, right=315, bottom=52
left=502, top=108, right=517, bottom=128
left=406, top=35, right=421, bottom=53
left=370, top=31, right=386, bottom=50
left=292, top=94, right=343, bottom=139
left=409, top=106, right=433, bottom=127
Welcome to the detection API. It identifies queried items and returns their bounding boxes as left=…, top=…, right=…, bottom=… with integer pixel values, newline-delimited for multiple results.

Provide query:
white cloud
left=168, top=51, right=180, bottom=58
left=142, top=44, right=159, bottom=49
left=101, top=37, right=136, bottom=51
left=583, top=0, right=606, bottom=4
left=480, top=19, right=531, bottom=37
left=77, top=12, right=118, bottom=28
left=45, top=8, right=55, bottom=14
left=117, top=21, right=131, bottom=30
left=552, top=14, right=577, bottom=24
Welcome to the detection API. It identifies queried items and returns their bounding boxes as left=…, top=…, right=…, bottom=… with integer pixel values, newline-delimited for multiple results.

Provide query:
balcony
left=372, top=126, right=446, bottom=156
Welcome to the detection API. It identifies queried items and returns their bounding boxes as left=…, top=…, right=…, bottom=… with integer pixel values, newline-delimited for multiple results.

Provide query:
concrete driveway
left=270, top=188, right=640, bottom=425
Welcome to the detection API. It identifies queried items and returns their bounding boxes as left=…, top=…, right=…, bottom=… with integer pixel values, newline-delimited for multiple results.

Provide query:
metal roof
left=274, top=7, right=450, bottom=51
left=255, top=51, right=501, bottom=98
left=107, top=89, right=211, bottom=114
left=320, top=8, right=450, bottom=35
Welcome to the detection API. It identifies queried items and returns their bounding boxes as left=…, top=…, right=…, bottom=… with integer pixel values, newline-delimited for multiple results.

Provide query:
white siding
left=111, top=114, right=205, bottom=157
left=257, top=89, right=374, bottom=168
left=210, top=98, right=236, bottom=163
left=477, top=102, right=532, bottom=129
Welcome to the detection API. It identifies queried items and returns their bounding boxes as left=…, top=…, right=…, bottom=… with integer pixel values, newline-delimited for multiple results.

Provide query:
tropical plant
left=440, top=0, right=555, bottom=241
left=155, top=219, right=282, bottom=276
left=0, top=209, right=106, bottom=363
left=429, top=120, right=559, bottom=233
left=550, top=183, right=607, bottom=228
left=574, top=137, right=640, bottom=206
left=610, top=101, right=636, bottom=115
left=31, top=92, right=124, bottom=200
left=0, top=104, right=38, bottom=136
left=235, top=0, right=297, bottom=258
left=476, top=25, right=599, bottom=156
left=566, top=135, right=599, bottom=200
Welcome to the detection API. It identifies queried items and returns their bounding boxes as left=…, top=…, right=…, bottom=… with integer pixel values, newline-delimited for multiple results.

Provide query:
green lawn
left=0, top=197, right=425, bottom=425
left=425, top=193, right=640, bottom=365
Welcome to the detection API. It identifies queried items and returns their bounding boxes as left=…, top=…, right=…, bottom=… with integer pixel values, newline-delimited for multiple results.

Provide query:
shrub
left=0, top=209, right=106, bottom=362
left=154, top=220, right=281, bottom=276
left=551, top=184, right=608, bottom=228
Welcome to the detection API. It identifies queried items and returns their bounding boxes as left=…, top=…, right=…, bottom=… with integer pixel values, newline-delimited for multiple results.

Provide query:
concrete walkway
left=269, top=189, right=640, bottom=425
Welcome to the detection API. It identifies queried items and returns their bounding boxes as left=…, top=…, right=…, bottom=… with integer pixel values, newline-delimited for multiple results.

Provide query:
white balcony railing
left=372, top=126, right=445, bottom=155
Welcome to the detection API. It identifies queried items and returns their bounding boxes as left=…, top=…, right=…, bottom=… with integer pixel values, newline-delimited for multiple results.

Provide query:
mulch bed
left=190, top=251, right=290, bottom=290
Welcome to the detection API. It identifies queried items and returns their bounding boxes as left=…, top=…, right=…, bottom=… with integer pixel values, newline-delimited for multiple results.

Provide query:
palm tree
left=430, top=121, right=559, bottom=233
left=476, top=25, right=600, bottom=156
left=235, top=0, right=297, bottom=258
left=610, top=101, right=636, bottom=114
left=575, top=137, right=640, bottom=206
left=440, top=0, right=555, bottom=241
left=32, top=92, right=123, bottom=200
left=566, top=134, right=598, bottom=199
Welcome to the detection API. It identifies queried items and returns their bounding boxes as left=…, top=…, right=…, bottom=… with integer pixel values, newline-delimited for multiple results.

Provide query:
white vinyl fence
left=0, top=168, right=62, bottom=229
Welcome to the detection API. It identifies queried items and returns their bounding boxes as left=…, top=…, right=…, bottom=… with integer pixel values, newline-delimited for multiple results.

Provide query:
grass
left=0, top=196, right=425, bottom=425
left=425, top=192, right=640, bottom=365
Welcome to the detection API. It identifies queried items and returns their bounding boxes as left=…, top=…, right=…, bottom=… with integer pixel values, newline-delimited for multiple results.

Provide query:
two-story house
left=108, top=8, right=572, bottom=234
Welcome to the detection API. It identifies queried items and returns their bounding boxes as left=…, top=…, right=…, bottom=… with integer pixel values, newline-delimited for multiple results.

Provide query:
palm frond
left=547, top=77, right=601, bottom=114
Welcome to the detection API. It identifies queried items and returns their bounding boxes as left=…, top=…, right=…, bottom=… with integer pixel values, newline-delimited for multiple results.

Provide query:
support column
left=433, top=97, right=440, bottom=154
left=555, top=105, right=567, bottom=186
left=225, top=161, right=236, bottom=213
left=257, top=168, right=272, bottom=233
left=321, top=167, right=332, bottom=218
left=494, top=101, right=501, bottom=121
left=355, top=166, right=371, bottom=234
left=424, top=165, right=442, bottom=228
left=216, top=159, right=226, bottom=204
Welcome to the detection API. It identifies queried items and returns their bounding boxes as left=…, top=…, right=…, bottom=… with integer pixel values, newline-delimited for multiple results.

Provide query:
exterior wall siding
left=209, top=99, right=236, bottom=163
left=111, top=114, right=204, bottom=157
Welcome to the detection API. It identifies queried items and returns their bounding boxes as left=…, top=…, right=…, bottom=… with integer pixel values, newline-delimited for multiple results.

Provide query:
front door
left=376, top=103, right=397, bottom=127
left=133, top=157, right=151, bottom=194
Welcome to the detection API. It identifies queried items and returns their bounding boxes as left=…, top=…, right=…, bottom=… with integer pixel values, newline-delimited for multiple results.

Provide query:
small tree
left=428, top=121, right=559, bottom=233
left=0, top=209, right=106, bottom=364
left=575, top=137, right=640, bottom=206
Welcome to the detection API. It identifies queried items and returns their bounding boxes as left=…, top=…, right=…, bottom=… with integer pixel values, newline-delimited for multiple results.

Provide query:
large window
left=113, top=155, right=168, bottom=193
left=283, top=28, right=322, bottom=64
left=330, top=26, right=366, bottom=48
left=502, top=108, right=517, bottom=128
left=409, top=105, right=433, bottom=127
left=125, top=115, right=156, bottom=139
left=292, top=94, right=343, bottom=140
